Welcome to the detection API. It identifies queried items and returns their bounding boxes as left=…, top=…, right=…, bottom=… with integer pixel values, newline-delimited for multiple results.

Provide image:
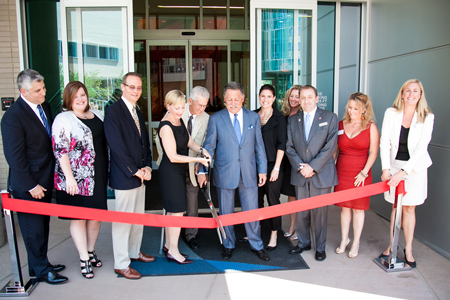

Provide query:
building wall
left=368, top=0, right=450, bottom=258
left=0, top=0, right=20, bottom=190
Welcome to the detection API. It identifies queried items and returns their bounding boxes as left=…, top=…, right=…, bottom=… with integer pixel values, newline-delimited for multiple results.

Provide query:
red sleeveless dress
left=335, top=121, right=372, bottom=210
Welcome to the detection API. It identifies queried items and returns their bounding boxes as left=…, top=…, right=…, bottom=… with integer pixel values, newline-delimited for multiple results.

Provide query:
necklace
left=72, top=111, right=88, bottom=119
left=260, top=108, right=273, bottom=126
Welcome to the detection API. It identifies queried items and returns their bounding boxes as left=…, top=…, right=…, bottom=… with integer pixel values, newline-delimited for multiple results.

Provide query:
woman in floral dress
left=52, top=81, right=108, bottom=279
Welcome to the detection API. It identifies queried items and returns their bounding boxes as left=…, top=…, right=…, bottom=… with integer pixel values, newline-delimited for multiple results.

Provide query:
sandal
left=88, top=250, right=102, bottom=267
left=80, top=259, right=94, bottom=279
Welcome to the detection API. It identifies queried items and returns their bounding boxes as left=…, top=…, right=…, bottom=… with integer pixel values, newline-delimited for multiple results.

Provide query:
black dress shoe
left=40, top=271, right=68, bottom=285
left=188, top=238, right=200, bottom=250
left=289, top=245, right=312, bottom=255
left=252, top=249, right=270, bottom=261
left=222, top=248, right=233, bottom=260
left=315, top=251, right=327, bottom=261
left=51, top=264, right=66, bottom=272
left=266, top=245, right=277, bottom=252
left=238, top=237, right=249, bottom=243
left=378, top=253, right=389, bottom=259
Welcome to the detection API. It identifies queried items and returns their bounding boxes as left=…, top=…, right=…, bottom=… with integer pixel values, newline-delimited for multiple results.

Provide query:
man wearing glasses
left=104, top=72, right=155, bottom=279
left=156, top=86, right=210, bottom=250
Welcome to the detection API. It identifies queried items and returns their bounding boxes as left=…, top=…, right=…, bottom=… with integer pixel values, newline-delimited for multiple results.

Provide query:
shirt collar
left=228, top=108, right=243, bottom=119
left=21, top=94, right=39, bottom=110
left=122, top=97, right=135, bottom=112
left=303, top=106, right=317, bottom=120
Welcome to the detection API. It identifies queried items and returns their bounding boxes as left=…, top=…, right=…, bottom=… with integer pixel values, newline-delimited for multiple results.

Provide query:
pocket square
left=248, top=125, right=254, bottom=129
left=319, top=122, right=328, bottom=127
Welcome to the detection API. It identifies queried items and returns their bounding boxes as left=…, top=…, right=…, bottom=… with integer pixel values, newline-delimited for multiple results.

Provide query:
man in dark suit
left=286, top=85, right=338, bottom=261
left=1, top=69, right=68, bottom=284
left=104, top=72, right=155, bottom=280
left=200, top=81, right=269, bottom=261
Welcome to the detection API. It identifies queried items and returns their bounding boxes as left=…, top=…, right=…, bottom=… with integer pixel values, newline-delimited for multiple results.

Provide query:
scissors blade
left=201, top=182, right=227, bottom=241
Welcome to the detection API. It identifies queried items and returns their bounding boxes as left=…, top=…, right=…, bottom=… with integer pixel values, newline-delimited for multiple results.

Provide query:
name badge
left=338, top=129, right=344, bottom=135
left=319, top=122, right=328, bottom=127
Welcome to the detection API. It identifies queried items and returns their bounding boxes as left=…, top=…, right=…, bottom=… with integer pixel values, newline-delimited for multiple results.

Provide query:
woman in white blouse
left=378, top=79, right=434, bottom=268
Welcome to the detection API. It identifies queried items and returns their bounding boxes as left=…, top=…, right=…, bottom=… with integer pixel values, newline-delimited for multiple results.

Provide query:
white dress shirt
left=228, top=108, right=243, bottom=134
left=21, top=94, right=47, bottom=126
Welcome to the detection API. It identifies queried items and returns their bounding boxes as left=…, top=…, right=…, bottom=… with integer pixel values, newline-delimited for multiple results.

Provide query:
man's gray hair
left=190, top=86, right=210, bottom=101
left=223, top=81, right=244, bottom=97
left=17, top=69, right=44, bottom=92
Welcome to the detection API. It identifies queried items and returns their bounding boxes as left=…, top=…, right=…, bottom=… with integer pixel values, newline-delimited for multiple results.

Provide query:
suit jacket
left=156, top=103, right=209, bottom=186
left=380, top=107, right=434, bottom=174
left=202, top=108, right=267, bottom=189
left=104, top=97, right=152, bottom=190
left=286, top=108, right=338, bottom=188
left=1, top=96, right=54, bottom=200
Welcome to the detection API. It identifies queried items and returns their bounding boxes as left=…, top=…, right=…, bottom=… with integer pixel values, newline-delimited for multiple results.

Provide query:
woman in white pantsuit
left=379, top=79, right=434, bottom=268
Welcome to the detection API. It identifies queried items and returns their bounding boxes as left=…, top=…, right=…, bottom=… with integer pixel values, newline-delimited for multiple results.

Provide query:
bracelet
left=273, top=167, right=280, bottom=171
left=359, top=171, right=368, bottom=178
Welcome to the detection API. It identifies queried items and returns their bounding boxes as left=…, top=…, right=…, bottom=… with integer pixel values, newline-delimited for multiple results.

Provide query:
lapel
left=306, top=108, right=322, bottom=144
left=241, top=109, right=251, bottom=145
left=17, top=97, right=50, bottom=139
left=192, top=114, right=202, bottom=139
left=393, top=110, right=403, bottom=145
left=221, top=109, right=240, bottom=145
left=119, top=98, right=141, bottom=140
left=295, top=111, right=306, bottom=145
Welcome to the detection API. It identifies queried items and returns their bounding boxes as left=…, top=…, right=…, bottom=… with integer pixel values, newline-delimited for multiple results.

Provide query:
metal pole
left=373, top=181, right=412, bottom=272
left=0, top=194, right=38, bottom=296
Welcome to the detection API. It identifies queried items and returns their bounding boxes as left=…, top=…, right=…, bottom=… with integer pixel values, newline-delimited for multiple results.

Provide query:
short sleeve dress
left=157, top=120, right=189, bottom=213
left=335, top=121, right=372, bottom=210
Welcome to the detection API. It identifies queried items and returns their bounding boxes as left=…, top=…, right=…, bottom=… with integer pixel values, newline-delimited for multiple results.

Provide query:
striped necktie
left=132, top=107, right=141, bottom=135
left=37, top=104, right=51, bottom=137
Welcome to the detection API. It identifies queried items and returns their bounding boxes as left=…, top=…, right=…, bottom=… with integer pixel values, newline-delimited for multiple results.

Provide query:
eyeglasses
left=123, top=83, right=142, bottom=91
left=194, top=101, right=209, bottom=109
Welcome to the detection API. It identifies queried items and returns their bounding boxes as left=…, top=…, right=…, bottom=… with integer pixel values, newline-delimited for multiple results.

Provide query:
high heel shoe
left=162, top=246, right=189, bottom=258
left=88, top=250, right=102, bottom=267
left=80, top=259, right=94, bottom=279
left=165, top=251, right=194, bottom=264
left=284, top=230, right=296, bottom=238
left=403, top=249, right=416, bottom=268
left=348, top=243, right=359, bottom=259
left=335, top=239, right=351, bottom=254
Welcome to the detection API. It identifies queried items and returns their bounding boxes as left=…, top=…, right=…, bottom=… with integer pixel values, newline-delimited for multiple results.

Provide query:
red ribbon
left=1, top=181, right=405, bottom=229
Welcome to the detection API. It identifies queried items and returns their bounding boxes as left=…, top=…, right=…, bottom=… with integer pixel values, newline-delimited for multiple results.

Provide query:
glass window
left=133, top=0, right=146, bottom=29
left=231, top=41, right=250, bottom=109
left=149, top=0, right=199, bottom=29
left=203, top=0, right=227, bottom=30
left=230, top=0, right=246, bottom=30
left=316, top=2, right=335, bottom=111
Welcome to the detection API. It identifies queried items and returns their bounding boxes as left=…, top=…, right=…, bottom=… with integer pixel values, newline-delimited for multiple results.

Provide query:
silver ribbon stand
left=0, top=192, right=38, bottom=296
left=374, top=181, right=412, bottom=272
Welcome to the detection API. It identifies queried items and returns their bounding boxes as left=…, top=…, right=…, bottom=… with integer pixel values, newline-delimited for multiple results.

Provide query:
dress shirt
left=21, top=94, right=47, bottom=127
left=303, top=106, right=317, bottom=124
left=228, top=108, right=243, bottom=134
left=122, top=96, right=137, bottom=114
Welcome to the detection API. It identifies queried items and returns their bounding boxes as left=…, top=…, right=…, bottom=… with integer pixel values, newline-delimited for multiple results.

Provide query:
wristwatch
left=198, top=147, right=204, bottom=156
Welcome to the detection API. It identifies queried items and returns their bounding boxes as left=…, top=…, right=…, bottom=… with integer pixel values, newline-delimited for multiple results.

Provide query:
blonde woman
left=158, top=90, right=211, bottom=264
left=378, top=79, right=434, bottom=268
left=280, top=85, right=302, bottom=240
left=334, top=93, right=379, bottom=259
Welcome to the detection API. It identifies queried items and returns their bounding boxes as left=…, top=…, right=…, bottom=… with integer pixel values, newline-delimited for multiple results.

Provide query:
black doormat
left=125, top=218, right=309, bottom=277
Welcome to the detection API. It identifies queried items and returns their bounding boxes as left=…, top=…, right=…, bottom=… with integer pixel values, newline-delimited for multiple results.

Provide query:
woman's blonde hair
left=281, top=85, right=302, bottom=116
left=165, top=90, right=186, bottom=108
left=392, top=79, right=431, bottom=123
left=342, top=92, right=375, bottom=129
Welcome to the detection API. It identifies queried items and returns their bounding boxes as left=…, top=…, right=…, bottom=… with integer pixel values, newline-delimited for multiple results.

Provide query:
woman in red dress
left=334, top=92, right=379, bottom=258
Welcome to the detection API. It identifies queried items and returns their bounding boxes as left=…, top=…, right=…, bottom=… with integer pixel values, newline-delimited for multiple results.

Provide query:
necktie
left=37, top=104, right=51, bottom=137
left=305, top=113, right=311, bottom=141
left=187, top=115, right=193, bottom=135
left=132, top=107, right=141, bottom=135
left=234, top=114, right=241, bottom=144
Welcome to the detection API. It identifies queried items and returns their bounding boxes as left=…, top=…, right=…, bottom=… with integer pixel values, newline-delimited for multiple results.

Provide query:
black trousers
left=258, top=162, right=283, bottom=231
left=16, top=193, right=52, bottom=278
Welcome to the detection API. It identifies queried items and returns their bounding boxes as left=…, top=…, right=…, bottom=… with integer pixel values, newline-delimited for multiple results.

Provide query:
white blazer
left=380, top=107, right=434, bottom=174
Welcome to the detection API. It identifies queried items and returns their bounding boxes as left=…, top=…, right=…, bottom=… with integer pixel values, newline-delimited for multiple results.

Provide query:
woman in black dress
left=52, top=81, right=108, bottom=279
left=255, top=84, right=286, bottom=251
left=158, top=90, right=211, bottom=264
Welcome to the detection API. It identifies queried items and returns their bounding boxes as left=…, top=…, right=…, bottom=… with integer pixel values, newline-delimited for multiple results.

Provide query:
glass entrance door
left=146, top=40, right=230, bottom=167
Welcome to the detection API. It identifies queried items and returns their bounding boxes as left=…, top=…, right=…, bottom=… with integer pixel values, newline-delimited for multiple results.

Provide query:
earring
left=361, top=113, right=365, bottom=120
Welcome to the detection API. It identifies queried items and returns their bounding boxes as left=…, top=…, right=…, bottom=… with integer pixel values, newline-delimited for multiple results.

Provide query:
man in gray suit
left=200, top=81, right=269, bottom=261
left=286, top=85, right=338, bottom=261
left=156, top=86, right=210, bottom=249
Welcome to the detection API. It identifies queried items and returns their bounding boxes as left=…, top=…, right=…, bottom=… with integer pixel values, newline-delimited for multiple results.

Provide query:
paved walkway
left=0, top=197, right=449, bottom=299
